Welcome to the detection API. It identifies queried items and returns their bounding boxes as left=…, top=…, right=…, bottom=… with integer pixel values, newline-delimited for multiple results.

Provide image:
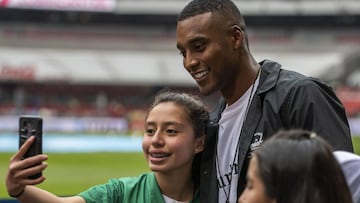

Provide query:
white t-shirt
left=217, top=76, right=260, bottom=203
left=162, top=194, right=187, bottom=203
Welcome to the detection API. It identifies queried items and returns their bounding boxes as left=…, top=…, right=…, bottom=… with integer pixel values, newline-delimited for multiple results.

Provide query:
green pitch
left=1, top=137, right=360, bottom=199
left=353, top=136, right=360, bottom=154
left=0, top=152, right=148, bottom=198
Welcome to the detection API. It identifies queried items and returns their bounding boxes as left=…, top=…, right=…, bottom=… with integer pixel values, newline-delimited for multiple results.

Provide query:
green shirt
left=78, top=172, right=199, bottom=203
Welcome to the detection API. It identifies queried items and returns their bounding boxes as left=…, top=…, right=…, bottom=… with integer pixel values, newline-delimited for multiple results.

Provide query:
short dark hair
left=177, top=0, right=245, bottom=29
left=254, top=129, right=353, bottom=203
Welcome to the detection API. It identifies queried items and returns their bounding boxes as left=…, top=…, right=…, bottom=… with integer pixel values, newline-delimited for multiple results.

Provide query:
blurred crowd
left=0, top=82, right=358, bottom=118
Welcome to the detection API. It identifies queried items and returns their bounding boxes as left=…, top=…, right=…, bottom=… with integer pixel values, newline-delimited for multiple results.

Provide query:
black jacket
left=199, top=59, right=354, bottom=203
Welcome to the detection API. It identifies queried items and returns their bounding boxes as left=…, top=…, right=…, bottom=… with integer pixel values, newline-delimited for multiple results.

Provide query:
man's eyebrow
left=188, top=36, right=206, bottom=45
left=177, top=36, right=207, bottom=50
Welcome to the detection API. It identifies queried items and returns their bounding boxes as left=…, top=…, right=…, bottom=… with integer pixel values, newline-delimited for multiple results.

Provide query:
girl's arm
left=6, top=136, right=85, bottom=203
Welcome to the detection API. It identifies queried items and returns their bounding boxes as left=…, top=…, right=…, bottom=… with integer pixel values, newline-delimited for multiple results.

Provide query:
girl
left=6, top=90, right=208, bottom=203
left=239, top=129, right=353, bottom=203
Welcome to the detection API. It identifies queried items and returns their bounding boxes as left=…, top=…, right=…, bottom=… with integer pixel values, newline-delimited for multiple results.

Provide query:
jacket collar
left=257, top=59, right=282, bottom=94
left=210, top=59, right=282, bottom=123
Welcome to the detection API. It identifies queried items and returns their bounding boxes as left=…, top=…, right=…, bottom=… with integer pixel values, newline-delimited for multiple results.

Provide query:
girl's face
left=238, top=156, right=276, bottom=203
left=142, top=102, right=204, bottom=174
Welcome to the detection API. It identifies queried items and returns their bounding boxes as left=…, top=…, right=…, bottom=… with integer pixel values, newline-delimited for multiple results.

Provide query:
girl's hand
left=6, top=136, right=48, bottom=197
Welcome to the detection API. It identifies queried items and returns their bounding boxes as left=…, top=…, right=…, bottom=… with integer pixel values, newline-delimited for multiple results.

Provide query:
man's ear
left=230, top=25, right=244, bottom=49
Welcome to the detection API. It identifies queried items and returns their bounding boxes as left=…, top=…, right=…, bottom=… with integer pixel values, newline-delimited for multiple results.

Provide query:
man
left=175, top=0, right=354, bottom=202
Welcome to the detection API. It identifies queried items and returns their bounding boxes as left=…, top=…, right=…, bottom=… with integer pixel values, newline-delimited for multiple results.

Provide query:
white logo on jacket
left=248, top=132, right=264, bottom=157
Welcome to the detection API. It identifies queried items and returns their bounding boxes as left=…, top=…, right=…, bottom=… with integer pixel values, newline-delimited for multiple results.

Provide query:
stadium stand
left=0, top=0, right=359, bottom=121
left=0, top=0, right=359, bottom=201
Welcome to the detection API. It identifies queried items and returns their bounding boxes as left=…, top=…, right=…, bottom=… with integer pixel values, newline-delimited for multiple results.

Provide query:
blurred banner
left=0, top=116, right=128, bottom=134
left=0, top=133, right=143, bottom=152
left=0, top=115, right=359, bottom=135
left=0, top=0, right=116, bottom=12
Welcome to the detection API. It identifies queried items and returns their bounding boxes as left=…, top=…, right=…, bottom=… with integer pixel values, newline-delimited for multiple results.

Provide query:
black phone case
left=19, top=115, right=43, bottom=179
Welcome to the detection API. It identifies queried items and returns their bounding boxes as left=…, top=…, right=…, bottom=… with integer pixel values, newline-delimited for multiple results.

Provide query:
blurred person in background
left=238, top=129, right=353, bottom=203
left=334, top=150, right=360, bottom=203
left=6, top=90, right=208, bottom=203
left=176, top=0, right=354, bottom=202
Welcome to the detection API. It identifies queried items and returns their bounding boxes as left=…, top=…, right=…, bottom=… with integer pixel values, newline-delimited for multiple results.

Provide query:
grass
left=1, top=136, right=359, bottom=199
left=352, top=136, right=360, bottom=154
left=0, top=152, right=148, bottom=198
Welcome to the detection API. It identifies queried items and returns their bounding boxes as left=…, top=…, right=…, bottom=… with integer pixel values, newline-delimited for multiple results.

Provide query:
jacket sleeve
left=283, top=78, right=353, bottom=152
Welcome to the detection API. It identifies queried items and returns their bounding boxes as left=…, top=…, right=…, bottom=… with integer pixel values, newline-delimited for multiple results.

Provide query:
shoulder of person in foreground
left=258, top=129, right=352, bottom=203
left=240, top=129, right=354, bottom=203
left=334, top=150, right=360, bottom=203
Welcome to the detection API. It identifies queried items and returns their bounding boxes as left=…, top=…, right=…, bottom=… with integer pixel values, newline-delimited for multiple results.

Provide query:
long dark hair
left=255, top=129, right=353, bottom=203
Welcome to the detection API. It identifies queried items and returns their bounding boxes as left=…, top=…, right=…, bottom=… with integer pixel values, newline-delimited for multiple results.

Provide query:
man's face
left=176, top=12, right=239, bottom=96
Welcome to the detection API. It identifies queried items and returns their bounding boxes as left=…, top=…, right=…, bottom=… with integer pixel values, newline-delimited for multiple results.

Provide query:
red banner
left=0, top=65, right=35, bottom=81
left=1, top=0, right=116, bottom=12
left=0, top=0, right=9, bottom=7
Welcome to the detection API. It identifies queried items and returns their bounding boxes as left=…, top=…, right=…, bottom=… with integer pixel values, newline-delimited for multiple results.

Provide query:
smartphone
left=19, top=115, right=43, bottom=179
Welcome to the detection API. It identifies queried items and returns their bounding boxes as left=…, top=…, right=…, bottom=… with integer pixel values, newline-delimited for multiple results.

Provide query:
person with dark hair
left=176, top=0, right=354, bottom=202
left=238, top=129, right=353, bottom=203
left=6, top=90, right=208, bottom=203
